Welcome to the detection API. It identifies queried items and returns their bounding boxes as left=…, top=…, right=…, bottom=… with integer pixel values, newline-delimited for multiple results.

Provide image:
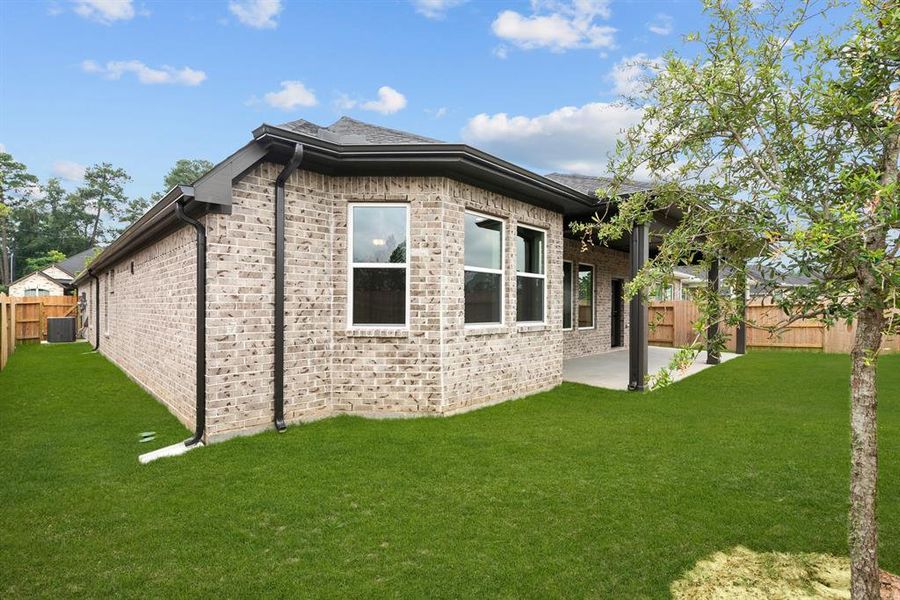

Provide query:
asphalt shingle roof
left=544, top=172, right=657, bottom=197
left=278, top=116, right=442, bottom=145
left=55, top=247, right=101, bottom=278
left=275, top=117, right=653, bottom=202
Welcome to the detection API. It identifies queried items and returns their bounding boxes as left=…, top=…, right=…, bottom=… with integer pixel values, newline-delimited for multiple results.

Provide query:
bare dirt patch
left=671, top=546, right=899, bottom=599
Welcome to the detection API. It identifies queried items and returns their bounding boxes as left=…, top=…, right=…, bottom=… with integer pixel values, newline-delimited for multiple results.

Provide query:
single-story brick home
left=75, top=116, right=713, bottom=444
left=9, top=247, right=100, bottom=296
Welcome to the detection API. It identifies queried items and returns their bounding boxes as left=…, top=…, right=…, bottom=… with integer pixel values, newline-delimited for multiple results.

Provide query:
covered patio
left=563, top=346, right=740, bottom=390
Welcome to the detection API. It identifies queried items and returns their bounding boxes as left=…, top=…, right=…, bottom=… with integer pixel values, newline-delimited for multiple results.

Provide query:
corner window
left=464, top=211, right=504, bottom=325
left=562, top=261, right=573, bottom=330
left=578, top=264, right=594, bottom=329
left=349, top=204, right=409, bottom=327
left=516, top=225, right=545, bottom=323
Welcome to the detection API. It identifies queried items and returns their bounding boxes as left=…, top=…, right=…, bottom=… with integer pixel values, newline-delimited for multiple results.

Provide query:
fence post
left=1, top=295, right=7, bottom=371
left=707, top=259, right=721, bottom=364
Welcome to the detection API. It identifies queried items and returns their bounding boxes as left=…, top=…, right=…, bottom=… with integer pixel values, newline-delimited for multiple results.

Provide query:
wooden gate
left=11, top=295, right=79, bottom=343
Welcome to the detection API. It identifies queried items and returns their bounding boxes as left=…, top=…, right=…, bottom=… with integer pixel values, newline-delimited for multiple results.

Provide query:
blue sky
left=0, top=0, right=707, bottom=199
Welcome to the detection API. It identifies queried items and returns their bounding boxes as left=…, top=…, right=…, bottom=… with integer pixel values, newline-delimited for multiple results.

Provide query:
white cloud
left=339, top=86, right=408, bottom=115
left=81, top=59, right=207, bottom=86
left=0, top=143, right=6, bottom=153
left=361, top=86, right=407, bottom=114
left=71, top=0, right=135, bottom=24
left=52, top=160, right=87, bottom=182
left=264, top=81, right=318, bottom=110
left=607, top=53, right=663, bottom=97
left=492, top=45, right=509, bottom=59
left=491, top=0, right=615, bottom=53
left=425, top=107, right=448, bottom=118
left=411, top=0, right=466, bottom=19
left=647, top=13, right=672, bottom=35
left=462, top=102, right=644, bottom=175
left=229, top=0, right=282, bottom=29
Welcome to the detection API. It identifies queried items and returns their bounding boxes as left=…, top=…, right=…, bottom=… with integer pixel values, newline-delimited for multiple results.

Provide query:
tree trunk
left=0, top=221, right=9, bottom=285
left=849, top=303, right=884, bottom=600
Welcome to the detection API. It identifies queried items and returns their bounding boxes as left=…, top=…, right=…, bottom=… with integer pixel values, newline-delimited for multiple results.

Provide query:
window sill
left=464, top=325, right=509, bottom=337
left=344, top=328, right=409, bottom=339
left=517, top=323, right=549, bottom=333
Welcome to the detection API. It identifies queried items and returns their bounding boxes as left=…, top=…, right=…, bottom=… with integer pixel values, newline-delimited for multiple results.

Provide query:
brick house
left=9, top=247, right=100, bottom=296
left=75, top=117, right=677, bottom=444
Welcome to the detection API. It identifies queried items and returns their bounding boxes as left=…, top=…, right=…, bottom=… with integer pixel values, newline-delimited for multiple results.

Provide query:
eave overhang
left=252, top=124, right=604, bottom=217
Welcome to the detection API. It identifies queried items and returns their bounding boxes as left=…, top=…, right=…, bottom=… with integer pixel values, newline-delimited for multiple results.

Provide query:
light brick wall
left=442, top=181, right=564, bottom=413
left=82, top=226, right=199, bottom=430
left=562, top=239, right=631, bottom=359
left=85, top=164, right=621, bottom=442
left=9, top=272, right=66, bottom=296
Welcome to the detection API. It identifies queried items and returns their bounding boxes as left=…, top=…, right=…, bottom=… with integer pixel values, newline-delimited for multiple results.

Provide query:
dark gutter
left=174, top=198, right=207, bottom=446
left=273, top=143, right=305, bottom=432
left=89, top=270, right=100, bottom=351
left=252, top=125, right=600, bottom=216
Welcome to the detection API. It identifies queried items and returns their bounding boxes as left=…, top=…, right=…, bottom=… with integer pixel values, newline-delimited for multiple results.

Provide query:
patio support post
left=707, top=258, right=721, bottom=365
left=735, top=267, right=747, bottom=354
left=628, top=224, right=648, bottom=391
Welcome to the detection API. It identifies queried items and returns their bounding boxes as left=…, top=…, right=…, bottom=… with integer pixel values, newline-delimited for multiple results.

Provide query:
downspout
left=273, top=143, right=305, bottom=432
left=88, top=270, right=100, bottom=351
left=174, top=200, right=207, bottom=447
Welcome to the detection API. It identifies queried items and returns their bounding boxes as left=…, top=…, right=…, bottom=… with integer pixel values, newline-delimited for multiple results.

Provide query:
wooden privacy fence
left=1, top=295, right=15, bottom=371
left=8, top=295, right=79, bottom=345
left=648, top=300, right=900, bottom=353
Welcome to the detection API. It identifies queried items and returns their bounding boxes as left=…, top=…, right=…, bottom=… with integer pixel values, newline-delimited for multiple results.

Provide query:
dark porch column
left=735, top=267, right=747, bottom=354
left=706, top=258, right=720, bottom=365
left=628, top=224, right=648, bottom=391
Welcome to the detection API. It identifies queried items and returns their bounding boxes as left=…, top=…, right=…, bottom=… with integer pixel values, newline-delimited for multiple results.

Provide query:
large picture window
left=349, top=204, right=409, bottom=327
left=516, top=225, right=545, bottom=323
left=578, top=264, right=594, bottom=329
left=562, top=261, right=572, bottom=330
left=464, top=211, right=504, bottom=325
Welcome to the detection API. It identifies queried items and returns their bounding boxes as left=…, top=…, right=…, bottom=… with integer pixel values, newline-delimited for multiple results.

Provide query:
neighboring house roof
left=8, top=269, right=68, bottom=289
left=55, top=247, right=101, bottom=278
left=674, top=264, right=812, bottom=290
left=544, top=173, right=657, bottom=197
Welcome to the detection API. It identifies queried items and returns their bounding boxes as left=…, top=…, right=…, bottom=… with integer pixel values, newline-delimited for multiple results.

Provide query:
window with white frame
left=562, top=261, right=573, bottom=330
left=578, top=264, right=594, bottom=329
left=464, top=212, right=504, bottom=325
left=516, top=225, right=546, bottom=323
left=348, top=204, right=409, bottom=327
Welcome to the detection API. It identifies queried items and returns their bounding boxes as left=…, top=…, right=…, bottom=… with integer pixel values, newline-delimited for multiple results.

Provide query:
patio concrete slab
left=563, top=346, right=739, bottom=390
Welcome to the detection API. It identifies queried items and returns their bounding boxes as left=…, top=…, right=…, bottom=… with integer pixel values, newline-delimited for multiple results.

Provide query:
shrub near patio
left=1, top=343, right=899, bottom=598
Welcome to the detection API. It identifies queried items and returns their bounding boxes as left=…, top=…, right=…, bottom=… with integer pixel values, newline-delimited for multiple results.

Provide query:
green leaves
left=573, top=0, right=898, bottom=350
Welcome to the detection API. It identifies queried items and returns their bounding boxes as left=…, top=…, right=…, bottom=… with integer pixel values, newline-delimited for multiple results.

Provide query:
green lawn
left=1, top=343, right=898, bottom=598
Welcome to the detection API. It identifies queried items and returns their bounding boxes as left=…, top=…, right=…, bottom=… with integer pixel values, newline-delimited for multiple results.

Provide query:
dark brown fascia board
left=72, top=185, right=197, bottom=285
left=252, top=124, right=604, bottom=216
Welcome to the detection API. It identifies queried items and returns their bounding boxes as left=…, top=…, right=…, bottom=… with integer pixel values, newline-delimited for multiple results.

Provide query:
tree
left=0, top=152, right=38, bottom=285
left=77, top=163, right=132, bottom=245
left=163, top=159, right=213, bottom=190
left=24, top=250, right=66, bottom=274
left=574, top=1, right=897, bottom=597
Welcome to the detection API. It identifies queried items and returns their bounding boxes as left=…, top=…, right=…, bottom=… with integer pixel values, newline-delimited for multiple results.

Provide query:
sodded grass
left=1, top=343, right=898, bottom=598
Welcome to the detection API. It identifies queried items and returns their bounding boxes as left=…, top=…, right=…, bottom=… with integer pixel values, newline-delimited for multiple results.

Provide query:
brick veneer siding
left=79, top=226, right=199, bottom=430
left=562, top=239, right=631, bottom=360
left=442, top=181, right=564, bottom=414
left=83, top=164, right=619, bottom=442
left=10, top=272, right=66, bottom=297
